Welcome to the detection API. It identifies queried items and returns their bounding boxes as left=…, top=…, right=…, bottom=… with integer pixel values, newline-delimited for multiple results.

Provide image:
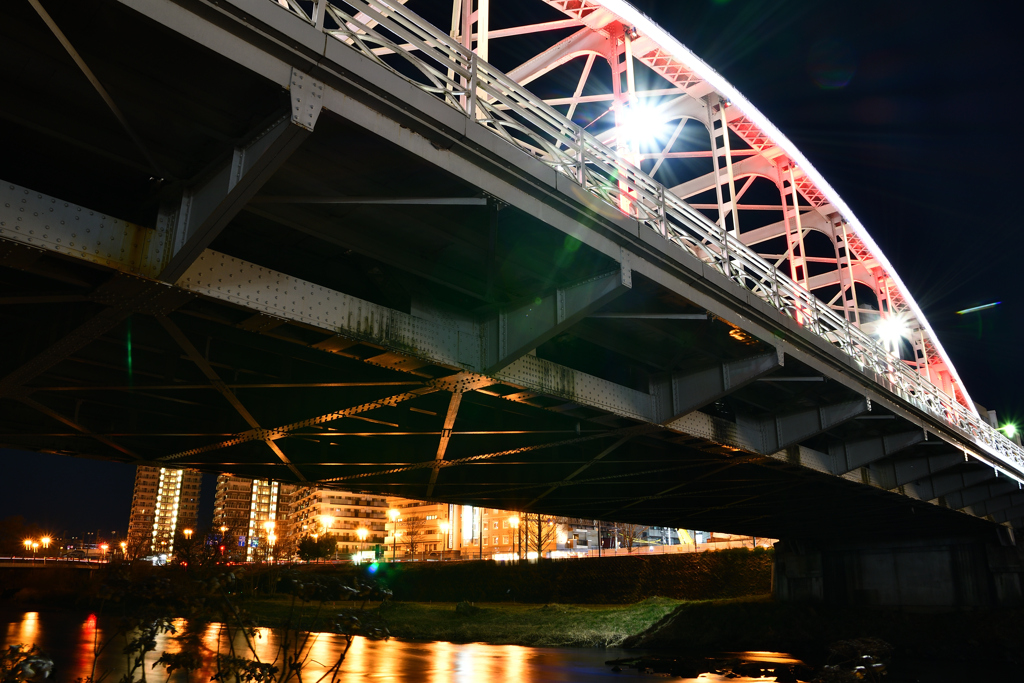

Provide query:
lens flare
left=617, top=102, right=668, bottom=148
left=874, top=312, right=911, bottom=348
left=956, top=302, right=1001, bottom=315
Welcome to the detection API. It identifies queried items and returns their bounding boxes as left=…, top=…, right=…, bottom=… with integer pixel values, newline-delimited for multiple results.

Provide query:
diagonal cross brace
left=425, top=389, right=463, bottom=497
left=18, top=396, right=140, bottom=460
left=736, top=398, right=869, bottom=455
left=652, top=351, right=780, bottom=424
left=158, top=111, right=313, bottom=283
left=157, top=315, right=307, bottom=481
left=482, top=265, right=630, bottom=374
left=828, top=429, right=926, bottom=475
left=527, top=434, right=634, bottom=507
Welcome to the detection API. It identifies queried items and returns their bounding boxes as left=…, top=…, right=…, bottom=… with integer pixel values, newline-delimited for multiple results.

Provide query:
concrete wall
left=774, top=534, right=1023, bottom=608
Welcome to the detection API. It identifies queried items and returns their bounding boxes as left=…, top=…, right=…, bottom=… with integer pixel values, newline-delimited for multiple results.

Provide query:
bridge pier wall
left=773, top=532, right=1023, bottom=608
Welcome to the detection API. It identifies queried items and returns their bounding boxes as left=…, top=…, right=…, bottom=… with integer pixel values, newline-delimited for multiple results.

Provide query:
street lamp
left=508, top=516, right=520, bottom=562
left=183, top=528, right=193, bottom=540
left=264, top=521, right=276, bottom=563
left=31, top=542, right=39, bottom=561
left=100, top=543, right=109, bottom=562
left=356, top=527, right=368, bottom=562
left=389, top=509, right=400, bottom=561
left=23, top=539, right=31, bottom=559
left=120, top=541, right=127, bottom=559
left=41, top=536, right=51, bottom=564
left=439, top=521, right=450, bottom=561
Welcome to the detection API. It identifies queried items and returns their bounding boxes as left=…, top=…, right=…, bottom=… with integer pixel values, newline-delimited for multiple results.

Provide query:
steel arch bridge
left=1, top=0, right=1022, bottom=540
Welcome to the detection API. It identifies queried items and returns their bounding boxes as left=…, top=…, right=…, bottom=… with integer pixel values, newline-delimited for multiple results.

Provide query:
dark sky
left=2, top=0, right=1021, bottom=535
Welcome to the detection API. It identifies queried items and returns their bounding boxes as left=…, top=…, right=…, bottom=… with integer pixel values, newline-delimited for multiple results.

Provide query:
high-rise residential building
left=126, top=466, right=202, bottom=558
left=293, top=488, right=387, bottom=560
left=212, top=475, right=299, bottom=561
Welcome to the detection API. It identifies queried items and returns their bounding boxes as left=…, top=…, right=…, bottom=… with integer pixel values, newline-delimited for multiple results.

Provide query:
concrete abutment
left=773, top=530, right=1023, bottom=608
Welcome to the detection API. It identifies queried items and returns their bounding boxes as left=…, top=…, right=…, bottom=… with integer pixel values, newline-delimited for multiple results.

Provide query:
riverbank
left=623, top=594, right=1024, bottom=678
left=244, top=595, right=687, bottom=647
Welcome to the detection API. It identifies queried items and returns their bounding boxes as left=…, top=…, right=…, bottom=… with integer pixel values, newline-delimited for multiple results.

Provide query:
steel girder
left=0, top=0, right=1019, bottom=538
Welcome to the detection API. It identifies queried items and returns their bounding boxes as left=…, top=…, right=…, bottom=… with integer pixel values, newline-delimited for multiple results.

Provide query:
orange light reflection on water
left=6, top=611, right=38, bottom=644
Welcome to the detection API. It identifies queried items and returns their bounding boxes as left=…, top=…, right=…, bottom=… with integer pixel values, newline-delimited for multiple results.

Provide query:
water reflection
left=1, top=610, right=786, bottom=682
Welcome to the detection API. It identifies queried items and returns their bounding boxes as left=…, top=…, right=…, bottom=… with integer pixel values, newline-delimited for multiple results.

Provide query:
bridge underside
left=1, top=0, right=1020, bottom=541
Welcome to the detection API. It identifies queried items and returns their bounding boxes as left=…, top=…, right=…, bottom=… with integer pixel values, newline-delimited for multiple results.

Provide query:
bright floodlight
left=874, top=313, right=911, bottom=350
left=617, top=102, right=668, bottom=148
left=1000, top=423, right=1018, bottom=438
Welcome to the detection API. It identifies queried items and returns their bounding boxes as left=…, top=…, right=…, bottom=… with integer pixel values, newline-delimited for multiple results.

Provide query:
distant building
left=293, top=488, right=388, bottom=560
left=382, top=499, right=575, bottom=561
left=384, top=498, right=459, bottom=561
left=126, top=465, right=202, bottom=558
left=212, top=475, right=299, bottom=561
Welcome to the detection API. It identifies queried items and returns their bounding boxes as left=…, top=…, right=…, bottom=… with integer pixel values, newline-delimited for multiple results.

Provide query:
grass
left=244, top=596, right=687, bottom=648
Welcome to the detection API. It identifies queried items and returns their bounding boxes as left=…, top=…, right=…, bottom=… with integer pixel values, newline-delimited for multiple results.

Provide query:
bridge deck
left=1, top=0, right=1021, bottom=539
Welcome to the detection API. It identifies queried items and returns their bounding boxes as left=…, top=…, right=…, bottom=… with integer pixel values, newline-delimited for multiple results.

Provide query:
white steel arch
left=263, top=0, right=1023, bottom=477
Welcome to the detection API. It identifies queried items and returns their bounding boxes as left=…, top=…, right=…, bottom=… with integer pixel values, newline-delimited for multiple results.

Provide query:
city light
left=389, top=509, right=401, bottom=562
left=40, top=537, right=50, bottom=549
left=1000, top=423, right=1018, bottom=438
left=356, top=527, right=368, bottom=541
left=183, top=528, right=193, bottom=540
left=440, top=521, right=450, bottom=561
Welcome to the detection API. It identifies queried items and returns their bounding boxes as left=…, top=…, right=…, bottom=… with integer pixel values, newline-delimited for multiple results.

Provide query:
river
left=3, top=610, right=799, bottom=682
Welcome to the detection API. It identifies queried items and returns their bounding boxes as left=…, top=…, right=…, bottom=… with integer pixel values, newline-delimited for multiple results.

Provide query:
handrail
left=266, top=0, right=1024, bottom=478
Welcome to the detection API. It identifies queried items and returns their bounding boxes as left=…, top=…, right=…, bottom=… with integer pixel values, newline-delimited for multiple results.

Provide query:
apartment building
left=212, top=475, right=299, bottom=561
left=293, top=488, right=387, bottom=560
left=384, top=498, right=459, bottom=561
left=126, top=465, right=202, bottom=558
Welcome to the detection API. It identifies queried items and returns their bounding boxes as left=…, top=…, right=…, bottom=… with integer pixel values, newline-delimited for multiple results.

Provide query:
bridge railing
left=268, top=0, right=1024, bottom=477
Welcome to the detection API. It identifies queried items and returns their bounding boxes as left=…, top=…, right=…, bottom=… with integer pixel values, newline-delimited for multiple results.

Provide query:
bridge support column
left=773, top=532, right=1023, bottom=608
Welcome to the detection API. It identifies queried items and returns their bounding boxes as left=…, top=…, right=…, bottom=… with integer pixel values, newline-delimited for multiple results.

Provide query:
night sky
left=2, top=0, right=1021, bottom=536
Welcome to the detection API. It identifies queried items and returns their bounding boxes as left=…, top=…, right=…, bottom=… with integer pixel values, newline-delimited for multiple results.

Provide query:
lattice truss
left=270, top=0, right=972, bottom=415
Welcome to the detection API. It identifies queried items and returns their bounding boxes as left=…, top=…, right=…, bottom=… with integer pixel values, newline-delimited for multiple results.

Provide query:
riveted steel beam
left=0, top=180, right=166, bottom=277
left=828, top=430, right=927, bottom=475
left=158, top=112, right=312, bottom=283
left=482, top=266, right=631, bottom=374
left=903, top=466, right=997, bottom=502
left=650, top=351, right=780, bottom=424
left=735, top=398, right=869, bottom=456
left=947, top=480, right=1020, bottom=513
left=889, top=447, right=966, bottom=488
